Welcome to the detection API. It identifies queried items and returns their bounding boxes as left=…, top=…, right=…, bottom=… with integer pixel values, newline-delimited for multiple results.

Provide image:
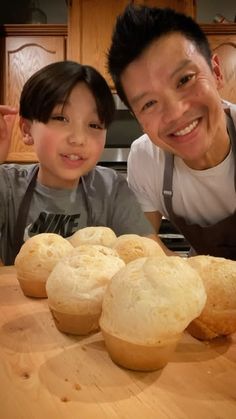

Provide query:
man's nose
left=162, top=94, right=189, bottom=125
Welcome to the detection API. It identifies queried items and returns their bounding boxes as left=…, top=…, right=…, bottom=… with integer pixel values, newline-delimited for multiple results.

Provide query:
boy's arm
left=0, top=105, right=18, bottom=163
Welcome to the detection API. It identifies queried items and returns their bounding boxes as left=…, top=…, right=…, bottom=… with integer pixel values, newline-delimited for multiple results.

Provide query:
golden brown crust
left=187, top=319, right=218, bottom=340
left=112, top=234, right=166, bottom=263
left=188, top=256, right=236, bottom=339
left=50, top=308, right=100, bottom=335
left=101, top=328, right=181, bottom=371
left=17, top=276, right=47, bottom=298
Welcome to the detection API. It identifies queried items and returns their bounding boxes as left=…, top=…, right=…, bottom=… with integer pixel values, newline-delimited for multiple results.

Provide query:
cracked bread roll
left=187, top=255, right=236, bottom=340
left=68, top=226, right=117, bottom=247
left=70, top=244, right=120, bottom=258
left=15, top=233, right=73, bottom=298
left=100, top=256, right=206, bottom=371
left=46, top=251, right=125, bottom=335
left=112, top=234, right=166, bottom=263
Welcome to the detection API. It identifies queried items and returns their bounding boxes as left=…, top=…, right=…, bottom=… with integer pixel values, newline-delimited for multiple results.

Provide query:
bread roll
left=112, top=234, right=166, bottom=263
left=188, top=255, right=236, bottom=340
left=71, top=244, right=120, bottom=258
left=46, top=252, right=125, bottom=335
left=15, top=233, right=73, bottom=298
left=68, top=226, right=117, bottom=247
left=100, top=256, right=206, bottom=371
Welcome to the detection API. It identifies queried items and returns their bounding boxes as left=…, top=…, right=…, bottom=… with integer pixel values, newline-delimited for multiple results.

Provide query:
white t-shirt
left=128, top=110, right=236, bottom=228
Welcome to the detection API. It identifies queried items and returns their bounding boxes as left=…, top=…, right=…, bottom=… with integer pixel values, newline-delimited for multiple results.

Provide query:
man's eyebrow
left=170, top=59, right=192, bottom=78
left=129, top=92, right=149, bottom=107
left=129, top=60, right=192, bottom=107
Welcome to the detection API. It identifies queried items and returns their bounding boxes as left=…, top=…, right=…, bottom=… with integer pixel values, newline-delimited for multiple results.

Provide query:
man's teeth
left=174, top=119, right=199, bottom=136
left=67, top=154, right=80, bottom=161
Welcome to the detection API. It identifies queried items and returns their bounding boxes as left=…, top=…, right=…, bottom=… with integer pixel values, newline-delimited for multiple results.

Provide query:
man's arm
left=0, top=105, right=18, bottom=163
left=145, top=210, right=176, bottom=256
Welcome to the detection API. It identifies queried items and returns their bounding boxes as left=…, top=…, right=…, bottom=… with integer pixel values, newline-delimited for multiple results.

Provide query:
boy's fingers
left=0, top=105, right=18, bottom=115
left=4, top=114, right=17, bottom=136
left=0, top=113, right=17, bottom=141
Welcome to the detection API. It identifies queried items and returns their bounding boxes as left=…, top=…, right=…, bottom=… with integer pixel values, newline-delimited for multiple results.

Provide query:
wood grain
left=0, top=266, right=236, bottom=419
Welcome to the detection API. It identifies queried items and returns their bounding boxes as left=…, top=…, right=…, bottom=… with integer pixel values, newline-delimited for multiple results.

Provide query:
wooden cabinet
left=201, top=24, right=236, bottom=104
left=67, top=0, right=129, bottom=88
left=0, top=24, right=67, bottom=162
left=67, top=0, right=196, bottom=88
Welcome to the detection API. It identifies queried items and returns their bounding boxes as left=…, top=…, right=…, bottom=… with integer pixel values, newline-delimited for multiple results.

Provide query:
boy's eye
left=178, top=74, right=195, bottom=87
left=89, top=122, right=104, bottom=130
left=51, top=115, right=69, bottom=122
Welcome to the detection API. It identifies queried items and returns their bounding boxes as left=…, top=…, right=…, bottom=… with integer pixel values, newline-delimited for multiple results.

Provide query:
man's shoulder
left=129, top=134, right=164, bottom=166
left=131, top=133, right=153, bottom=149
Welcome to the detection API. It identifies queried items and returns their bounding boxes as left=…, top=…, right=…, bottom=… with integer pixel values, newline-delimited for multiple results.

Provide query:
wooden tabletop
left=1, top=266, right=236, bottom=419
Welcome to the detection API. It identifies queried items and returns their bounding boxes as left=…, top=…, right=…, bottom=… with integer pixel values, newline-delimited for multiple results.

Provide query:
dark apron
left=162, top=114, right=236, bottom=260
left=11, top=166, right=93, bottom=264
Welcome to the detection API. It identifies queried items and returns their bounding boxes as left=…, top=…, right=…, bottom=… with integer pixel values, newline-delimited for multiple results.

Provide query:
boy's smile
left=121, top=33, right=230, bottom=170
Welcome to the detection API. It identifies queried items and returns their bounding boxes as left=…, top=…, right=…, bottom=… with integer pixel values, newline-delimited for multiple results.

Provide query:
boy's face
left=22, top=82, right=106, bottom=188
left=121, top=33, right=229, bottom=170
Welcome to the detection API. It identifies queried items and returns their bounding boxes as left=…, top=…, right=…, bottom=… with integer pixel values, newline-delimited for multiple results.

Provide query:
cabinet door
left=5, top=36, right=65, bottom=162
left=202, top=25, right=236, bottom=105
left=213, top=41, right=236, bottom=104
left=67, top=0, right=129, bottom=88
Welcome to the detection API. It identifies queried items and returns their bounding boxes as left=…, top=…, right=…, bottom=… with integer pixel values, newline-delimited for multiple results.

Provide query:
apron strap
left=13, top=165, right=39, bottom=261
left=226, top=113, right=236, bottom=190
left=162, top=151, right=174, bottom=217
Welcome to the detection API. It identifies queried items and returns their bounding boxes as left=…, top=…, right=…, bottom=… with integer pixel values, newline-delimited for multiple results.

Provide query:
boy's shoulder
left=0, top=163, right=37, bottom=179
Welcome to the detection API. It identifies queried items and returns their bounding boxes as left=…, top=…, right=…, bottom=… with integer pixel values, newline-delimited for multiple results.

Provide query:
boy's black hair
left=108, top=4, right=212, bottom=107
left=20, top=60, right=115, bottom=128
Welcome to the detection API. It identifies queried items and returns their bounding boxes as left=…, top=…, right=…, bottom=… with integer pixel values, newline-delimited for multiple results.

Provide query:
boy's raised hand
left=0, top=105, right=18, bottom=163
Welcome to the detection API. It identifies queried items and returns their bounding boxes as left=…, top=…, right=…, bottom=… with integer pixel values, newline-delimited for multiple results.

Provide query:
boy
left=108, top=5, right=236, bottom=259
left=0, top=60, right=160, bottom=265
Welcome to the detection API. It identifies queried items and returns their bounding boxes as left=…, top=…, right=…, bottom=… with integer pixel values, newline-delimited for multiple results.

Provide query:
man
left=107, top=4, right=236, bottom=259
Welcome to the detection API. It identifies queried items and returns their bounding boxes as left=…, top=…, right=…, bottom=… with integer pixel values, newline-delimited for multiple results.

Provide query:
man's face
left=121, top=33, right=229, bottom=169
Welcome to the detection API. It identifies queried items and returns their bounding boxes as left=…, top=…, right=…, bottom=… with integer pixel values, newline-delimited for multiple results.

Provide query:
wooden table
left=1, top=266, right=236, bottom=419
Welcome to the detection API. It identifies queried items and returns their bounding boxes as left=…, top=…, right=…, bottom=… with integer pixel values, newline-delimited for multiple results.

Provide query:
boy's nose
left=68, top=133, right=86, bottom=146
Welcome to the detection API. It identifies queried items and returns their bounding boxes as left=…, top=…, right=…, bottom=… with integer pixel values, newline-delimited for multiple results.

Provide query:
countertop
left=1, top=266, right=236, bottom=419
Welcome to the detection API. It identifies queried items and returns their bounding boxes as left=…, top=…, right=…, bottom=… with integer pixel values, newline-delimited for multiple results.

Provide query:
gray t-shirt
left=0, top=164, right=155, bottom=265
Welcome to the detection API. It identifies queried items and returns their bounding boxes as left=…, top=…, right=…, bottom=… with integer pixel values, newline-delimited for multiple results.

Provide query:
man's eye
left=51, top=115, right=69, bottom=122
left=141, top=100, right=157, bottom=111
left=178, top=74, right=194, bottom=87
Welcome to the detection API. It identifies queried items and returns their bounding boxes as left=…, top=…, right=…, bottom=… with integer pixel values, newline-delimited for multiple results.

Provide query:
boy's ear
left=19, top=117, right=34, bottom=145
left=211, top=53, right=224, bottom=89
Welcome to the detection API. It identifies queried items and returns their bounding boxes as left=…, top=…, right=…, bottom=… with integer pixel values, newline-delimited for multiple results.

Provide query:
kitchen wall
left=1, top=1, right=235, bottom=24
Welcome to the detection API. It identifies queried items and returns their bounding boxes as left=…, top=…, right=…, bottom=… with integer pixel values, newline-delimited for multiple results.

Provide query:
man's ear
left=19, top=117, right=34, bottom=145
left=211, top=53, right=224, bottom=89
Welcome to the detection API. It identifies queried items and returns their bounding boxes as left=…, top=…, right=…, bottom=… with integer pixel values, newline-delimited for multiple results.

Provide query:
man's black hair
left=108, top=4, right=212, bottom=107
